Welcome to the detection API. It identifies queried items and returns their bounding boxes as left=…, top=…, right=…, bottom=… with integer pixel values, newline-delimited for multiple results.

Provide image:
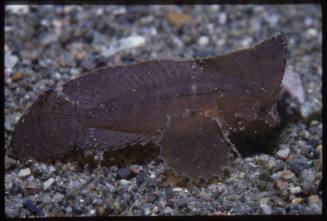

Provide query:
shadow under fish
left=10, top=34, right=304, bottom=180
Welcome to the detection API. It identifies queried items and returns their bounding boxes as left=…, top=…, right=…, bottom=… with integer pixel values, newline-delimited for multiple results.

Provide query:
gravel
left=5, top=5, right=322, bottom=217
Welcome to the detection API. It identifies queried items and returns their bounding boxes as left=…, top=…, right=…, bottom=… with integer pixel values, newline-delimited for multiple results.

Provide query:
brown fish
left=11, top=35, right=288, bottom=178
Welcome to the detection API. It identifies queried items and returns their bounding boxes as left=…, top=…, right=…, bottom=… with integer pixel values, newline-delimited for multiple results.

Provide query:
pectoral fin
left=159, top=117, right=231, bottom=178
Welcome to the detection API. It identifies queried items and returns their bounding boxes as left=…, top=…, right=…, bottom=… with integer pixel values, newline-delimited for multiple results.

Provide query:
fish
left=11, top=35, right=288, bottom=179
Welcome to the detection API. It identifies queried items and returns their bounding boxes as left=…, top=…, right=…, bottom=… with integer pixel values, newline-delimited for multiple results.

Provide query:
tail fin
left=10, top=90, right=81, bottom=161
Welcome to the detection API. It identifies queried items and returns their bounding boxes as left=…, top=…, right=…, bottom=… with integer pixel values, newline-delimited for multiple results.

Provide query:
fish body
left=11, top=35, right=288, bottom=178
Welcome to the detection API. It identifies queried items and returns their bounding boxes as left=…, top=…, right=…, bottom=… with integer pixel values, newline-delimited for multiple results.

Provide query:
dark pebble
left=311, top=149, right=320, bottom=159
left=117, top=167, right=131, bottom=179
left=290, top=158, right=311, bottom=176
left=272, top=162, right=286, bottom=173
left=136, top=172, right=147, bottom=185
left=81, top=54, right=97, bottom=70
left=176, top=198, right=189, bottom=209
left=307, top=139, right=319, bottom=149
left=194, top=48, right=217, bottom=58
left=23, top=199, right=41, bottom=215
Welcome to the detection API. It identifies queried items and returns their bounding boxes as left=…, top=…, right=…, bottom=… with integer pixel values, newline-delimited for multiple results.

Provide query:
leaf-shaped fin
left=11, top=90, right=81, bottom=160
left=159, top=116, right=230, bottom=178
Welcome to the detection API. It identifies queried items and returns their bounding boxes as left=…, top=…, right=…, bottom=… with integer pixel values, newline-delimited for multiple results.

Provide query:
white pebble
left=307, top=28, right=317, bottom=38
left=276, top=147, right=290, bottom=160
left=18, top=168, right=31, bottom=177
left=198, top=36, right=209, bottom=46
left=119, top=179, right=131, bottom=185
left=43, top=178, right=55, bottom=190
left=290, top=186, right=302, bottom=194
left=219, top=13, right=227, bottom=24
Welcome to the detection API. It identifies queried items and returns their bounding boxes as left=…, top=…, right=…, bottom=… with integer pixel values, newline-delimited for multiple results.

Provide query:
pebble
left=306, top=28, right=317, bottom=37
left=5, top=53, right=18, bottom=69
left=5, top=155, right=17, bottom=170
left=289, top=158, right=311, bottom=176
left=119, top=179, right=131, bottom=186
left=136, top=172, right=146, bottom=185
left=198, top=36, right=209, bottom=46
left=163, top=207, right=174, bottom=215
left=129, top=164, right=143, bottom=174
left=261, top=205, right=272, bottom=215
left=23, top=199, right=41, bottom=215
left=276, top=180, right=288, bottom=196
left=43, top=178, right=55, bottom=190
left=166, top=12, right=192, bottom=26
left=301, top=169, right=315, bottom=195
left=218, top=13, right=227, bottom=24
left=101, top=35, right=146, bottom=58
left=290, top=186, right=302, bottom=194
left=292, top=197, right=303, bottom=205
left=11, top=72, right=24, bottom=81
left=96, top=206, right=106, bottom=216
left=105, top=183, right=115, bottom=193
left=18, top=168, right=31, bottom=177
left=117, top=167, right=130, bottom=179
left=276, top=147, right=290, bottom=160
left=308, top=195, right=320, bottom=205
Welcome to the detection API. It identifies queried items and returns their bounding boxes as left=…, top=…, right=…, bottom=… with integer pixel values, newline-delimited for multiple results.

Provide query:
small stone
left=81, top=54, right=97, bottom=70
left=276, top=180, right=288, bottom=195
left=198, top=36, right=209, bottom=46
left=308, top=195, right=320, bottom=205
left=307, top=28, right=317, bottom=37
left=268, top=158, right=277, bottom=170
left=117, top=167, right=130, bottom=179
left=219, top=13, right=227, bottom=24
left=18, top=168, right=31, bottom=177
left=11, top=72, right=24, bottom=81
left=290, top=186, right=302, bottom=194
left=276, top=147, right=290, bottom=159
left=144, top=206, right=151, bottom=215
left=101, top=35, right=146, bottom=58
left=151, top=206, right=159, bottom=215
left=5, top=53, right=18, bottom=69
left=129, top=164, right=143, bottom=174
left=136, top=172, right=146, bottom=185
left=163, top=206, right=174, bottom=215
left=40, top=34, right=58, bottom=46
left=113, top=201, right=121, bottom=212
left=5, top=155, right=16, bottom=170
left=199, top=191, right=211, bottom=200
left=96, top=206, right=106, bottom=216
left=132, top=200, right=142, bottom=209
left=301, top=169, right=315, bottom=195
left=292, top=197, right=303, bottom=205
left=261, top=205, right=272, bottom=215
left=172, top=187, right=183, bottom=192
left=289, top=158, right=311, bottom=176
left=43, top=178, right=55, bottom=190
left=307, top=195, right=322, bottom=214
left=166, top=12, right=192, bottom=27
left=259, top=197, right=270, bottom=206
left=150, top=173, right=156, bottom=179
left=23, top=199, right=41, bottom=215
left=52, top=193, right=64, bottom=204
left=105, top=183, right=115, bottom=193
left=194, top=48, right=217, bottom=58
left=307, top=203, right=321, bottom=214
left=119, top=179, right=131, bottom=185
left=280, top=170, right=296, bottom=180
